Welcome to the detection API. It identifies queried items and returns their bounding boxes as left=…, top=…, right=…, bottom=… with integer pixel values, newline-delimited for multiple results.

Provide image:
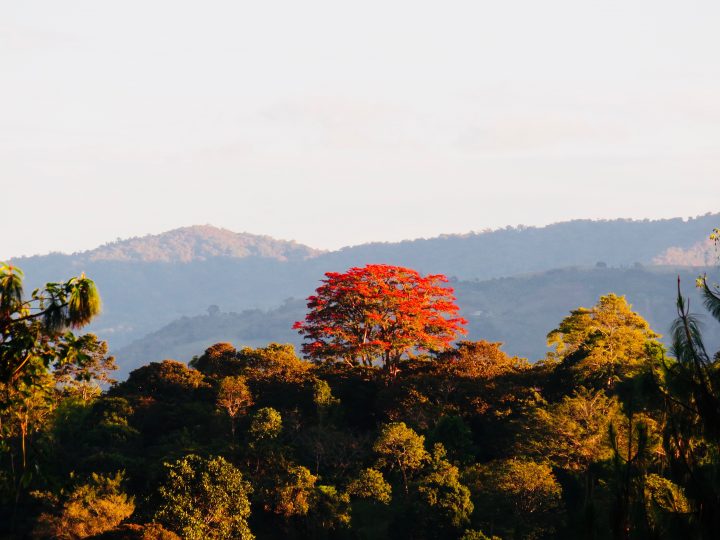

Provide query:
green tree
left=531, top=387, right=619, bottom=473
left=528, top=387, right=618, bottom=536
left=310, top=484, right=351, bottom=534
left=1, top=264, right=102, bottom=476
left=346, top=468, right=393, bottom=540
left=347, top=468, right=392, bottom=504
left=32, top=472, right=134, bottom=539
left=436, top=340, right=527, bottom=379
left=50, top=396, right=140, bottom=476
left=191, top=342, right=310, bottom=381
left=216, top=375, right=253, bottom=438
left=268, top=464, right=317, bottom=518
left=2, top=371, right=56, bottom=472
left=53, top=334, right=117, bottom=401
left=249, top=407, right=282, bottom=443
left=114, top=360, right=207, bottom=401
left=245, top=407, right=284, bottom=477
left=190, top=342, right=239, bottom=378
left=547, top=294, right=662, bottom=390
left=374, top=422, right=429, bottom=494
left=236, top=343, right=309, bottom=381
left=413, top=444, right=474, bottom=537
left=312, top=378, right=339, bottom=420
left=464, top=459, right=562, bottom=540
left=429, top=415, right=474, bottom=463
left=154, top=454, right=253, bottom=540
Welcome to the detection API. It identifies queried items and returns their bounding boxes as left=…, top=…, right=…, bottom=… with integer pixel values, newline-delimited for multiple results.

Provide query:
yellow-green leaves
left=67, top=275, right=102, bottom=328
left=347, top=468, right=392, bottom=504
left=0, top=263, right=24, bottom=315
left=547, top=294, right=662, bottom=389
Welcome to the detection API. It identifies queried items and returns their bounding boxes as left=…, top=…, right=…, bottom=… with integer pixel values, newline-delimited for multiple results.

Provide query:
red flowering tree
left=293, top=264, right=467, bottom=375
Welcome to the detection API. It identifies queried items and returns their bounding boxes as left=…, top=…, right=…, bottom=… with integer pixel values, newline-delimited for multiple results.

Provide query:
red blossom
left=293, top=264, right=466, bottom=373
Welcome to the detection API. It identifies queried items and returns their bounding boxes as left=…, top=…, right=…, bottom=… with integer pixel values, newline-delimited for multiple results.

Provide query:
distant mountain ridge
left=320, top=215, right=720, bottom=279
left=9, top=213, right=719, bottom=372
left=67, top=225, right=324, bottom=263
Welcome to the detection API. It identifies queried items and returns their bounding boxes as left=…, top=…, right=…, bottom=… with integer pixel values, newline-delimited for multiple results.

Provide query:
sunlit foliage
left=32, top=472, right=134, bottom=539
left=154, top=454, right=253, bottom=540
left=3, top=237, right=720, bottom=540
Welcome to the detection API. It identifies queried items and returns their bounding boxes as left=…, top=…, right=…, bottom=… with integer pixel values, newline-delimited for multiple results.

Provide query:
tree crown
left=294, top=264, right=466, bottom=374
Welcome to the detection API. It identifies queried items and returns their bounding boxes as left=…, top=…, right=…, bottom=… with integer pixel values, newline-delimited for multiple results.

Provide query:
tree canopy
left=294, top=264, right=466, bottom=376
left=154, top=454, right=253, bottom=540
left=547, top=294, right=663, bottom=389
left=3, top=228, right=720, bottom=539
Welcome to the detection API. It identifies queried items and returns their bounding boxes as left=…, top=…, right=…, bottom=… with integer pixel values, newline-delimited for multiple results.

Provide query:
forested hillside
left=114, top=266, right=720, bottom=376
left=82, top=226, right=324, bottom=263
left=5, top=1, right=718, bottom=537
left=2, top=248, right=720, bottom=539
left=10, top=214, right=720, bottom=355
left=319, top=214, right=719, bottom=278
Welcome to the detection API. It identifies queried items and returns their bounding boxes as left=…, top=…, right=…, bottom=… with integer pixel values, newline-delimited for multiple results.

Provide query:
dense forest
left=1, top=228, right=719, bottom=539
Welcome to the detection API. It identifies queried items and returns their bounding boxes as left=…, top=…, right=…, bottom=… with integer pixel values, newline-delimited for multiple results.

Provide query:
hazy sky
left=2, top=1, right=719, bottom=259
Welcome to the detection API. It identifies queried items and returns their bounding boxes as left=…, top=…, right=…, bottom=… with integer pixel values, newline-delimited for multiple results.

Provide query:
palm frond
left=671, top=277, right=710, bottom=367
left=699, top=275, right=720, bottom=323
left=671, top=276, right=720, bottom=440
left=670, top=314, right=709, bottom=366
left=43, top=297, right=69, bottom=334
left=67, top=276, right=102, bottom=328
left=0, top=264, right=24, bottom=313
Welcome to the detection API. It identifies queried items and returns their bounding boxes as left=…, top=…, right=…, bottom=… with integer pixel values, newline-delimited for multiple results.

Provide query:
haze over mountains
left=10, top=214, right=719, bottom=376
left=114, top=266, right=719, bottom=375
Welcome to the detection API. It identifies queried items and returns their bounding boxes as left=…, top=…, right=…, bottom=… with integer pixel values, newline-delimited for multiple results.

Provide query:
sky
left=2, top=0, right=720, bottom=259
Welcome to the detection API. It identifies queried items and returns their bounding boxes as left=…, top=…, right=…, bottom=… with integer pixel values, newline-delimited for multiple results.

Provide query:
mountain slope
left=316, top=214, right=720, bottom=279
left=77, top=225, right=324, bottom=262
left=114, top=266, right=720, bottom=376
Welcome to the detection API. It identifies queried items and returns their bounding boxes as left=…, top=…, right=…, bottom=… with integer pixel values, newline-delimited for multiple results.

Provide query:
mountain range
left=10, top=214, right=720, bottom=376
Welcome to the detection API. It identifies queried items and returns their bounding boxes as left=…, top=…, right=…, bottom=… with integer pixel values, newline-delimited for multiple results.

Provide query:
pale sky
left=2, top=0, right=720, bottom=260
